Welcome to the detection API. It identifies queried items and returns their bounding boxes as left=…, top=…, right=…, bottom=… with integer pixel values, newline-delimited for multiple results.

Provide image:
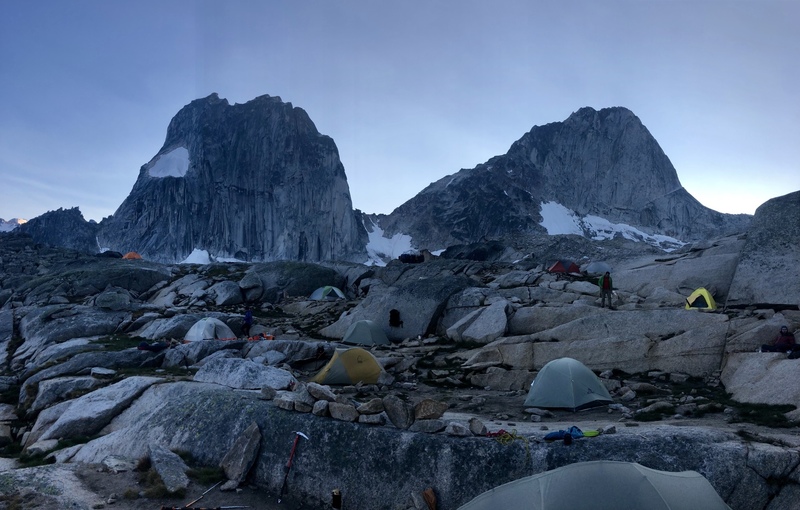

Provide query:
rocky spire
left=97, top=94, right=367, bottom=263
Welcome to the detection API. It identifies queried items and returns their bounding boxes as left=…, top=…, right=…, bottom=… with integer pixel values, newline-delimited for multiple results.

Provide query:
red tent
left=547, top=260, right=581, bottom=274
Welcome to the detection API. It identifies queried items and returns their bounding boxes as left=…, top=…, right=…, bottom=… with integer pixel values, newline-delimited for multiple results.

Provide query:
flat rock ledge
left=62, top=382, right=799, bottom=510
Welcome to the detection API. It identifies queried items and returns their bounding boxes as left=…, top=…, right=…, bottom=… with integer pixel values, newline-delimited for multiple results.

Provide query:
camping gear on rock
left=184, top=317, right=237, bottom=342
left=278, top=431, right=309, bottom=503
left=457, top=460, right=731, bottom=510
left=122, top=251, right=142, bottom=260
left=342, top=319, right=390, bottom=346
left=310, top=347, right=384, bottom=385
left=524, top=357, right=613, bottom=411
left=309, top=285, right=346, bottom=301
left=685, top=287, right=717, bottom=310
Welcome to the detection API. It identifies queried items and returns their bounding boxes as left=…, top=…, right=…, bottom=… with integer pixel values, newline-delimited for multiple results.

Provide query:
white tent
left=184, top=317, right=236, bottom=342
left=459, top=461, right=731, bottom=510
left=524, top=357, right=613, bottom=411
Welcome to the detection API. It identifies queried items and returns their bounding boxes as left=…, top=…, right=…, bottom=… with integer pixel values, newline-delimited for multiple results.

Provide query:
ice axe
left=277, top=431, right=310, bottom=503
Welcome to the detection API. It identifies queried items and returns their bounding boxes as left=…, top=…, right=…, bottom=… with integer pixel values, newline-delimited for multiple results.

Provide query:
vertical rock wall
left=97, top=94, right=367, bottom=263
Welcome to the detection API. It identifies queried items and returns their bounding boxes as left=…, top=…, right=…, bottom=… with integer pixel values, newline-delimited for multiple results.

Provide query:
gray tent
left=458, top=460, right=731, bottom=510
left=524, top=357, right=613, bottom=411
left=584, top=261, right=613, bottom=276
left=342, top=320, right=390, bottom=346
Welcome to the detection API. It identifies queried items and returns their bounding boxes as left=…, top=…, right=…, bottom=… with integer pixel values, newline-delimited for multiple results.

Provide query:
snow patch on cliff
left=148, top=147, right=190, bottom=178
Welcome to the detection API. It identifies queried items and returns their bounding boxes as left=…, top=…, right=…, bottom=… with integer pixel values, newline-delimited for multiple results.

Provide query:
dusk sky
left=1, top=0, right=798, bottom=223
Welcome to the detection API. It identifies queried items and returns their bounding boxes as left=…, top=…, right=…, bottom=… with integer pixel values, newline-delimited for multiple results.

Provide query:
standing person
left=598, top=271, right=614, bottom=309
left=243, top=308, right=253, bottom=337
left=761, top=325, right=795, bottom=353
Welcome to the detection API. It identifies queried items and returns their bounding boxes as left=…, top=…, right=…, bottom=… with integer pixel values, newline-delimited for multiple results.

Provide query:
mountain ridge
left=372, top=106, right=751, bottom=252
left=15, top=99, right=755, bottom=262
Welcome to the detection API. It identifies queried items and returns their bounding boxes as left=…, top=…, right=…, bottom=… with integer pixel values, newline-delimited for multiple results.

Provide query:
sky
left=1, top=1, right=798, bottom=223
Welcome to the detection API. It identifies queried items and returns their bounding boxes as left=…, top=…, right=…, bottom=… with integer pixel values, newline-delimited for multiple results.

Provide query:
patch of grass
left=91, top=334, right=147, bottom=351
left=0, top=492, right=28, bottom=510
left=122, top=488, right=140, bottom=500
left=56, top=435, right=98, bottom=449
left=186, top=466, right=225, bottom=486
left=725, top=401, right=797, bottom=428
left=17, top=449, right=55, bottom=468
left=139, top=468, right=186, bottom=499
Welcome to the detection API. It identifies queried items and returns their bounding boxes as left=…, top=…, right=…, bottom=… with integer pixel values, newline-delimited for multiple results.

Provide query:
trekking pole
left=277, top=431, right=310, bottom=503
left=184, top=480, right=222, bottom=508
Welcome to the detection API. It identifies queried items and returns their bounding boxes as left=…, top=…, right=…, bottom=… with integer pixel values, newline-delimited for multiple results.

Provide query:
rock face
left=17, top=208, right=98, bottom=254
left=96, top=93, right=367, bottom=263
left=728, top=191, right=800, bottom=308
left=375, top=107, right=751, bottom=250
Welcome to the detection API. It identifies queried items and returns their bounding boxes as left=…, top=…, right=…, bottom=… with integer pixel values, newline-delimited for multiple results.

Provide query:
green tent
left=309, top=285, right=346, bottom=301
left=458, top=461, right=731, bottom=510
left=342, top=320, right=390, bottom=346
left=458, top=460, right=730, bottom=510
left=524, top=357, right=613, bottom=411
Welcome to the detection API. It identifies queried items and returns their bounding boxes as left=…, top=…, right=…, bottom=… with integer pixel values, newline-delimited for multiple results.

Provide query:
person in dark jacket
left=243, top=308, right=254, bottom=337
left=761, top=326, right=796, bottom=353
left=598, top=272, right=614, bottom=309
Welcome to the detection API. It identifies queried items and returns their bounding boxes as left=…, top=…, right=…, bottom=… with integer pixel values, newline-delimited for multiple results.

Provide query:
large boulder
left=15, top=305, right=130, bottom=370
left=728, top=191, right=800, bottom=308
left=320, top=269, right=474, bottom=341
left=721, top=353, right=800, bottom=410
left=193, top=358, right=297, bottom=390
left=240, top=262, right=345, bottom=303
left=37, top=376, right=162, bottom=442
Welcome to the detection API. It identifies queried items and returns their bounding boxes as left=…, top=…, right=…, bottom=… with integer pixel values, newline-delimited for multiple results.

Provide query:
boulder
left=30, top=376, right=104, bottom=414
left=220, top=421, right=261, bottom=486
left=193, top=358, right=296, bottom=390
left=149, top=443, right=190, bottom=494
left=209, top=280, right=244, bottom=306
left=94, top=287, right=133, bottom=311
left=320, top=270, right=474, bottom=341
left=37, top=376, right=161, bottom=442
left=728, top=191, right=800, bottom=307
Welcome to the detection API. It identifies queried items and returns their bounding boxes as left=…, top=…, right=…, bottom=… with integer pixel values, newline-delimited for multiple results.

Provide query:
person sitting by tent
left=598, top=271, right=614, bottom=309
left=242, top=308, right=253, bottom=337
left=761, top=326, right=796, bottom=353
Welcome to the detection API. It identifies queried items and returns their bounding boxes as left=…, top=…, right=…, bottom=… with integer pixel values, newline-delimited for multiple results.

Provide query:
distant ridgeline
left=14, top=98, right=752, bottom=263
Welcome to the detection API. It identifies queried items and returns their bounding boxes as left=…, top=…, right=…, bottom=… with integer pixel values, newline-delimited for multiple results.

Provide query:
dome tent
left=342, top=320, right=390, bottom=346
left=310, top=347, right=384, bottom=385
left=184, top=317, right=236, bottom=342
left=122, top=251, right=142, bottom=260
left=458, top=461, right=731, bottom=510
left=685, top=287, right=717, bottom=310
left=309, top=285, right=346, bottom=301
left=584, top=261, right=612, bottom=276
left=524, top=357, right=613, bottom=411
left=547, top=260, right=581, bottom=274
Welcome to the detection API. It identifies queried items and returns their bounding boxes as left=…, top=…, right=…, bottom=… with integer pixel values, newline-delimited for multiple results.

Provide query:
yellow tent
left=685, top=287, right=717, bottom=310
left=310, top=347, right=384, bottom=385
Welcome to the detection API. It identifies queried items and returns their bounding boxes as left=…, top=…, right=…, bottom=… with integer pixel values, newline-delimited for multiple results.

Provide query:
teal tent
left=342, top=320, right=390, bottom=346
left=524, top=357, right=613, bottom=411
left=309, top=286, right=346, bottom=301
left=459, top=461, right=731, bottom=510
